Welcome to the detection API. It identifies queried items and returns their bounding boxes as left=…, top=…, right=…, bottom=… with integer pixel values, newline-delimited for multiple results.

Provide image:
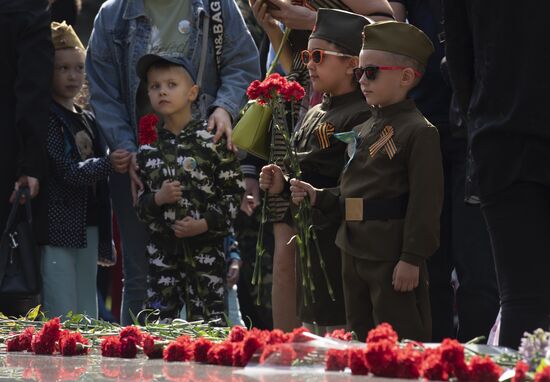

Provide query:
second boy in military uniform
left=291, top=21, right=444, bottom=341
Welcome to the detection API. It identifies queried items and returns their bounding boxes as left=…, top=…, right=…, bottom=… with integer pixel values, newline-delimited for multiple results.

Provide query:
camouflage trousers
left=145, top=236, right=226, bottom=323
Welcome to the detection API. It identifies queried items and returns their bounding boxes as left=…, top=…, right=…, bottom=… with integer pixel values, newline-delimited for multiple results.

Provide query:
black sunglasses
left=353, top=65, right=422, bottom=81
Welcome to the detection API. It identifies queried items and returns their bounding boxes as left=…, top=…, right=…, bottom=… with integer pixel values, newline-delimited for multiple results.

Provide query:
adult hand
left=9, top=175, right=40, bottom=203
left=249, top=0, right=280, bottom=34
left=268, top=0, right=317, bottom=30
left=289, top=178, right=317, bottom=205
left=110, top=149, right=132, bottom=174
left=392, top=260, right=419, bottom=292
left=259, top=164, right=285, bottom=194
left=226, top=259, right=241, bottom=288
left=240, top=178, right=261, bottom=216
left=154, top=180, right=182, bottom=206
left=207, top=107, right=234, bottom=151
left=128, top=153, right=143, bottom=206
left=172, top=217, right=208, bottom=238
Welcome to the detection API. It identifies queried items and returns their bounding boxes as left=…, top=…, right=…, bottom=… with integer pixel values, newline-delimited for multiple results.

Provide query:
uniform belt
left=341, top=194, right=409, bottom=221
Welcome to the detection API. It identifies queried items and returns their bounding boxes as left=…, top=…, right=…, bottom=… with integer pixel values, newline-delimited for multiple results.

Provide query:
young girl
left=259, top=9, right=372, bottom=334
left=40, top=22, right=125, bottom=319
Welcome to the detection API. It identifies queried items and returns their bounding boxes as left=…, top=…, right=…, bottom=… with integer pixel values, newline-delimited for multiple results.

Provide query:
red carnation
left=229, top=326, right=248, bottom=343
left=120, top=336, right=138, bottom=358
left=348, top=348, right=369, bottom=375
left=120, top=326, right=143, bottom=344
left=193, top=338, right=214, bottom=363
left=6, top=337, right=22, bottom=352
left=206, top=342, right=235, bottom=366
left=364, top=339, right=398, bottom=377
left=440, top=339, right=466, bottom=364
left=395, top=344, right=423, bottom=379
left=163, top=340, right=193, bottom=362
left=325, top=329, right=353, bottom=342
left=260, top=344, right=296, bottom=367
left=31, top=317, right=61, bottom=355
left=535, top=366, right=550, bottom=382
left=422, top=348, right=449, bottom=381
left=138, top=114, right=159, bottom=146
left=143, top=334, right=165, bottom=359
left=366, top=323, right=398, bottom=345
left=59, top=330, right=89, bottom=356
left=101, top=336, right=121, bottom=358
left=281, top=80, right=305, bottom=102
left=289, top=327, right=311, bottom=343
left=19, top=327, right=35, bottom=351
left=246, top=80, right=263, bottom=100
left=468, top=356, right=502, bottom=382
left=513, top=361, right=530, bottom=382
left=263, top=73, right=288, bottom=95
left=325, top=349, right=348, bottom=372
left=267, top=329, right=288, bottom=345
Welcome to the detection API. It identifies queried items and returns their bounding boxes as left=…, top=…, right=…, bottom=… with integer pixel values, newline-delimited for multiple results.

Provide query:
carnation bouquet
left=244, top=72, right=334, bottom=308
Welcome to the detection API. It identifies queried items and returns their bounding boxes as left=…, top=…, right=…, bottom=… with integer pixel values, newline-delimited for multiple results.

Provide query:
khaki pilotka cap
left=310, top=9, right=371, bottom=56
left=362, top=21, right=434, bottom=67
left=51, top=21, right=85, bottom=51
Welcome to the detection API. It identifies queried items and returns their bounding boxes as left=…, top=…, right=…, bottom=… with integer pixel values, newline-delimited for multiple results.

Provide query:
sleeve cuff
left=240, top=164, right=258, bottom=179
left=144, top=193, right=163, bottom=216
left=115, top=140, right=138, bottom=153
left=400, top=252, right=425, bottom=266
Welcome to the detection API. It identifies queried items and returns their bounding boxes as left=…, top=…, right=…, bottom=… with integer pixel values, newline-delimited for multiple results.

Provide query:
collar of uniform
left=158, top=119, right=203, bottom=140
left=321, top=88, right=364, bottom=111
left=370, top=98, right=416, bottom=118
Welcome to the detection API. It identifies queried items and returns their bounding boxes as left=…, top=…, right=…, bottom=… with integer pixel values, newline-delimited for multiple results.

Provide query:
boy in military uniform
left=290, top=21, right=444, bottom=341
left=135, top=53, right=244, bottom=322
left=259, top=9, right=372, bottom=333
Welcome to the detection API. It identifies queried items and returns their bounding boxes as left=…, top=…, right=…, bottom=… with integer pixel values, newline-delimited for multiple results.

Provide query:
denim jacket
left=86, top=0, right=260, bottom=152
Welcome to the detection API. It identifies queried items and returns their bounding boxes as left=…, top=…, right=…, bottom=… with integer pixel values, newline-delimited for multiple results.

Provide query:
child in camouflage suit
left=135, top=53, right=244, bottom=323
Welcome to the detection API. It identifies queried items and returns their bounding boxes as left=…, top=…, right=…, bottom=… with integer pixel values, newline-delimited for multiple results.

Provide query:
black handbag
left=0, top=187, right=41, bottom=296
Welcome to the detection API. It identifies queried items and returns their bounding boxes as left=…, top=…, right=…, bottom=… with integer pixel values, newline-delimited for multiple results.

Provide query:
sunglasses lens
left=353, top=68, right=362, bottom=81
left=365, top=67, right=377, bottom=80
left=301, top=51, right=310, bottom=64
left=312, top=50, right=322, bottom=63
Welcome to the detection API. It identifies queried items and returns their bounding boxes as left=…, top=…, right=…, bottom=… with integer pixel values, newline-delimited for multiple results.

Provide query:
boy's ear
left=346, top=56, right=360, bottom=75
left=188, top=84, right=200, bottom=102
left=401, top=67, right=417, bottom=87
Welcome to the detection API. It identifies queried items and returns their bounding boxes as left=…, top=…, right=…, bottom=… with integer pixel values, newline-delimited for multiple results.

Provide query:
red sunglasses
left=353, top=65, right=422, bottom=81
left=301, top=49, right=355, bottom=65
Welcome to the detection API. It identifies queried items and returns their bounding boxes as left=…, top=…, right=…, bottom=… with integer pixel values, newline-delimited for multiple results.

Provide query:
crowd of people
left=0, top=0, right=548, bottom=352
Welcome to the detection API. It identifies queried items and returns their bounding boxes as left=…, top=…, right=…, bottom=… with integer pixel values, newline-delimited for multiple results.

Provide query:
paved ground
left=0, top=351, right=374, bottom=382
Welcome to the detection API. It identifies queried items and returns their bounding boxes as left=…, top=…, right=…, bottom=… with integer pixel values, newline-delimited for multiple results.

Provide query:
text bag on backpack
left=0, top=187, right=41, bottom=296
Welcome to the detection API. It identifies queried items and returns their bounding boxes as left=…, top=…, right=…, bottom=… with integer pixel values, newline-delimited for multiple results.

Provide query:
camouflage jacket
left=136, top=119, right=244, bottom=245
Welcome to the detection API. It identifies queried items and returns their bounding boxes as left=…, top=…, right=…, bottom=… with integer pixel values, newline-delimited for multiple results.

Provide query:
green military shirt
left=293, top=88, right=372, bottom=188
left=136, top=119, right=244, bottom=243
left=316, top=99, right=444, bottom=265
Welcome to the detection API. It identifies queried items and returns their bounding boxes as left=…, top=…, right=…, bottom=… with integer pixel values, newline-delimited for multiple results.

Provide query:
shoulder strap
left=2, top=188, right=32, bottom=236
left=197, top=0, right=224, bottom=87
left=209, top=0, right=224, bottom=71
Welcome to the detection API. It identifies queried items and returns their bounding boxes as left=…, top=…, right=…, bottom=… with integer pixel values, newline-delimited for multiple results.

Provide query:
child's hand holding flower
left=154, top=180, right=182, bottom=206
left=172, top=217, right=208, bottom=238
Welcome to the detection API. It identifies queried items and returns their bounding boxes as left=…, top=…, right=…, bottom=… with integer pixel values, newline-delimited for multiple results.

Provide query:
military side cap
left=310, top=9, right=371, bottom=56
left=362, top=21, right=434, bottom=66
left=51, top=21, right=85, bottom=51
left=137, top=53, right=197, bottom=83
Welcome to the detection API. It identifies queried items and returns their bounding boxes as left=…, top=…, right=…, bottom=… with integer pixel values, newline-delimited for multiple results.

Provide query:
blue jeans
left=110, top=173, right=149, bottom=325
left=41, top=227, right=99, bottom=319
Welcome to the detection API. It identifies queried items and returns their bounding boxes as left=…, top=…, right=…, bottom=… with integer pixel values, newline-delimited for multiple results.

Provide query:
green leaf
left=25, top=305, right=41, bottom=321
